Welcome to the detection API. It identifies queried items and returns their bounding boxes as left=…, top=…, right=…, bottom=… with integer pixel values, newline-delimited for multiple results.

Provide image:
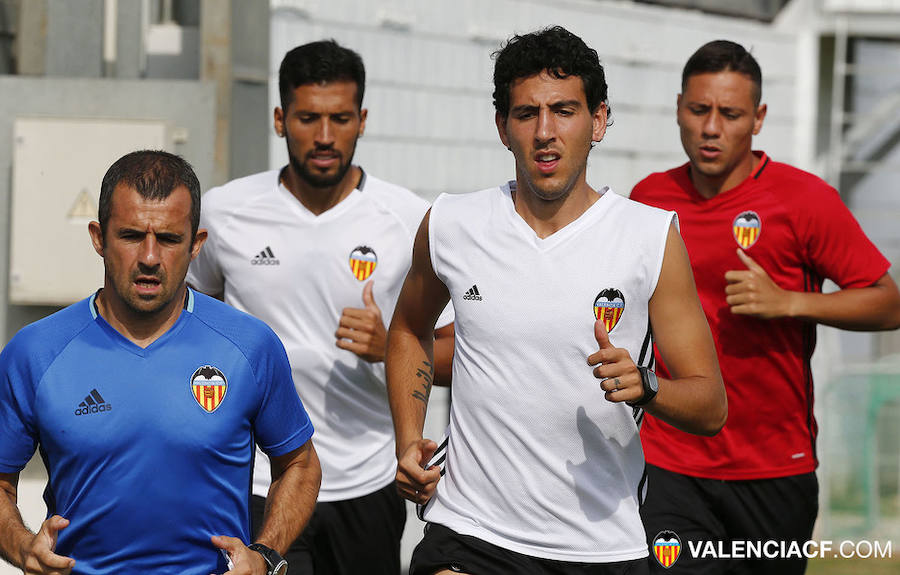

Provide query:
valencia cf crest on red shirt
left=733, top=211, right=761, bottom=248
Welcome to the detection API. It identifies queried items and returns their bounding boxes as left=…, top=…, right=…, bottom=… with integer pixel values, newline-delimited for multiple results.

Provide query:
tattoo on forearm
left=411, top=360, right=434, bottom=404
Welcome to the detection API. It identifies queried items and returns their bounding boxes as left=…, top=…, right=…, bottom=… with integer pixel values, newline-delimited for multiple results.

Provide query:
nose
left=315, top=118, right=334, bottom=146
left=701, top=110, right=721, bottom=139
left=138, top=235, right=160, bottom=269
left=534, top=107, right=556, bottom=147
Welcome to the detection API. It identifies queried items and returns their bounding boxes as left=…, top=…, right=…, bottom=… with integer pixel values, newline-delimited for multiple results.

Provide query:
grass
left=806, top=556, right=900, bottom=574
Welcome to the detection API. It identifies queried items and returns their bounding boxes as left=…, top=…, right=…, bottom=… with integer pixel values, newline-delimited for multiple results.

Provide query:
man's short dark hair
left=99, top=150, right=201, bottom=241
left=682, top=40, right=763, bottom=105
left=278, top=39, right=366, bottom=111
left=492, top=26, right=611, bottom=121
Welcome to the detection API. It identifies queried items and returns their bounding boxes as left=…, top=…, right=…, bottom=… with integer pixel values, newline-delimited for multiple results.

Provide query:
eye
left=298, top=114, right=318, bottom=124
left=332, top=115, right=351, bottom=124
left=156, top=234, right=182, bottom=245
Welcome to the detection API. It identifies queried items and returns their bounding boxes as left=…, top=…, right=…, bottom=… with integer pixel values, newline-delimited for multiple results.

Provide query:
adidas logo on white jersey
left=463, top=285, right=482, bottom=301
left=251, top=246, right=280, bottom=266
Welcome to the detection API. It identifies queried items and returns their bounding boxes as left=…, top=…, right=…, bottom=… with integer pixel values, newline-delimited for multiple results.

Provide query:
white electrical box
left=10, top=117, right=169, bottom=305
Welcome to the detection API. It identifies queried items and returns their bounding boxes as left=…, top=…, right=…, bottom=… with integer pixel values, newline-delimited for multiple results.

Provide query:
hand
left=396, top=439, right=442, bottom=505
left=335, top=280, right=387, bottom=362
left=19, top=515, right=75, bottom=574
left=210, top=535, right=267, bottom=575
left=725, top=249, right=795, bottom=319
left=586, top=320, right=641, bottom=404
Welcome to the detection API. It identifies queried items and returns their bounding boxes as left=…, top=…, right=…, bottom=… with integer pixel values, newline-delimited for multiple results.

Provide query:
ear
left=752, top=103, right=767, bottom=136
left=274, top=107, right=285, bottom=137
left=88, top=221, right=104, bottom=257
left=592, top=102, right=608, bottom=143
left=495, top=112, right=510, bottom=149
left=190, top=228, right=209, bottom=260
left=358, top=108, right=368, bottom=138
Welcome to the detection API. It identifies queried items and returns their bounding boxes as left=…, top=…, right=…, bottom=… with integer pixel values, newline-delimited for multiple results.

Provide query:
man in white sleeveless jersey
left=386, top=26, right=727, bottom=575
left=188, top=40, right=454, bottom=575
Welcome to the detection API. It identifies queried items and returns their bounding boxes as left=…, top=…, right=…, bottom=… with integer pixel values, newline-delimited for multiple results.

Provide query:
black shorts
left=251, top=481, right=406, bottom=575
left=640, top=464, right=818, bottom=575
left=410, top=523, right=649, bottom=575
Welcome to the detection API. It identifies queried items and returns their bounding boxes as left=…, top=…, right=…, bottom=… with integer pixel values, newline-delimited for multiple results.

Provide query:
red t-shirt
left=631, top=152, right=890, bottom=480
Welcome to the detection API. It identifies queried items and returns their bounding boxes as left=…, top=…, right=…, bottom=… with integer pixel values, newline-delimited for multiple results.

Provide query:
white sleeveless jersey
left=424, top=182, right=675, bottom=562
left=188, top=169, right=453, bottom=502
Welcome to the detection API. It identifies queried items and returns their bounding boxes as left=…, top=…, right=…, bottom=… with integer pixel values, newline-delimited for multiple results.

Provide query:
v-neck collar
left=500, top=181, right=614, bottom=252
left=275, top=166, right=367, bottom=223
left=89, top=289, right=194, bottom=357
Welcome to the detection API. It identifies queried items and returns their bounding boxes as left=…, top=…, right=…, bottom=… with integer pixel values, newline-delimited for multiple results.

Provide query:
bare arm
left=726, top=250, right=900, bottom=331
left=386, top=211, right=448, bottom=504
left=646, top=224, right=727, bottom=435
left=0, top=472, right=75, bottom=574
left=212, top=440, right=320, bottom=574
left=432, top=323, right=455, bottom=387
left=589, top=224, right=726, bottom=436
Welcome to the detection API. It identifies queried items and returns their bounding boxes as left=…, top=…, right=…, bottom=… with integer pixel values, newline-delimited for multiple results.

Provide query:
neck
left=282, top=165, right=361, bottom=216
left=691, top=152, right=759, bottom=199
left=96, top=285, right=187, bottom=348
left=512, top=176, right=600, bottom=239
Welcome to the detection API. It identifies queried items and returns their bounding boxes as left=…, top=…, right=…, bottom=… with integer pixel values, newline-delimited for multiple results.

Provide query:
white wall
left=270, top=0, right=798, bottom=200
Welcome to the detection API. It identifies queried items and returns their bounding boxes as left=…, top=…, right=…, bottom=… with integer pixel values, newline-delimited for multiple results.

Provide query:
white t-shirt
left=188, top=168, right=452, bottom=502
left=423, top=182, right=675, bottom=562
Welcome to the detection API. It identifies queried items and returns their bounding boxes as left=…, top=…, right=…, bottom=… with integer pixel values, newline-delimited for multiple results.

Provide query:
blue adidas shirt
left=0, top=289, right=314, bottom=574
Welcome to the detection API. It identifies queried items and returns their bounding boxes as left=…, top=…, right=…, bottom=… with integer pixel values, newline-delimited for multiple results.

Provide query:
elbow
left=694, top=380, right=728, bottom=437
left=698, top=401, right=727, bottom=437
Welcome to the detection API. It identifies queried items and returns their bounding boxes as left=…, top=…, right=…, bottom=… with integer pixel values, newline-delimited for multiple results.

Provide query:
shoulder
left=432, top=185, right=503, bottom=211
left=608, top=188, right=676, bottom=224
left=201, top=170, right=280, bottom=217
left=761, top=158, right=835, bottom=199
left=1, top=298, right=96, bottom=379
left=360, top=172, right=430, bottom=233
left=188, top=291, right=285, bottom=358
left=630, top=164, right=689, bottom=201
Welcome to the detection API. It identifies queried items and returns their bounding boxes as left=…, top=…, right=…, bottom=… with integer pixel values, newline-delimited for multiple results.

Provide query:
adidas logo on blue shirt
left=74, top=389, right=112, bottom=416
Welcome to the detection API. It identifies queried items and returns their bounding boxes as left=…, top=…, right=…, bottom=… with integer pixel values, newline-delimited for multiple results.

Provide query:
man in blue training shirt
left=0, top=150, right=320, bottom=575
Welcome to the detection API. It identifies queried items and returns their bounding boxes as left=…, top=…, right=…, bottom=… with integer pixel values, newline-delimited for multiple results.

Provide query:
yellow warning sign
left=68, top=189, right=96, bottom=221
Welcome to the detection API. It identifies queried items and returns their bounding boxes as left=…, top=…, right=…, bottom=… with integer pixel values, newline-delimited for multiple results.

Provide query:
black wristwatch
left=627, top=366, right=659, bottom=407
left=247, top=543, right=288, bottom=575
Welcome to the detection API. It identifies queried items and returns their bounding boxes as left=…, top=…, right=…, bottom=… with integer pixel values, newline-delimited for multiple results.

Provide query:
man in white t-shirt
left=386, top=26, right=726, bottom=575
left=188, top=40, right=454, bottom=575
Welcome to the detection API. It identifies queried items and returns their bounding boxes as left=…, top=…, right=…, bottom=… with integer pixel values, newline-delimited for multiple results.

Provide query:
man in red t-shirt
left=632, top=40, right=900, bottom=574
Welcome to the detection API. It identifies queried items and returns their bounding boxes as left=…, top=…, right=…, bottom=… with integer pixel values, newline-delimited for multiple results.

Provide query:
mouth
left=698, top=145, right=721, bottom=161
left=133, top=276, right=162, bottom=295
left=534, top=152, right=561, bottom=174
left=309, top=151, right=340, bottom=170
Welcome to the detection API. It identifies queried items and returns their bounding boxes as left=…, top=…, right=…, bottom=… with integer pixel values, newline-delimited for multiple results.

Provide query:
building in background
left=0, top=2, right=898, bottom=573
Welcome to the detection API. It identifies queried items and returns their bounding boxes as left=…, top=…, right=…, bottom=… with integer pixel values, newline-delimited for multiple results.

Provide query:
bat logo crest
left=653, top=530, right=682, bottom=569
left=349, top=246, right=378, bottom=281
left=733, top=211, right=761, bottom=248
left=190, top=365, right=228, bottom=413
left=593, top=288, right=625, bottom=333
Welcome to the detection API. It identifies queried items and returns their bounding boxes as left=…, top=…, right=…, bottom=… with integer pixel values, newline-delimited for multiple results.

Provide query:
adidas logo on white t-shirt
left=463, top=285, right=482, bottom=301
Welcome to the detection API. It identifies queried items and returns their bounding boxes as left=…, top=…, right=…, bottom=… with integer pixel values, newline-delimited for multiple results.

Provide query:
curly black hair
left=279, top=39, right=366, bottom=110
left=492, top=26, right=611, bottom=122
left=682, top=40, right=762, bottom=105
